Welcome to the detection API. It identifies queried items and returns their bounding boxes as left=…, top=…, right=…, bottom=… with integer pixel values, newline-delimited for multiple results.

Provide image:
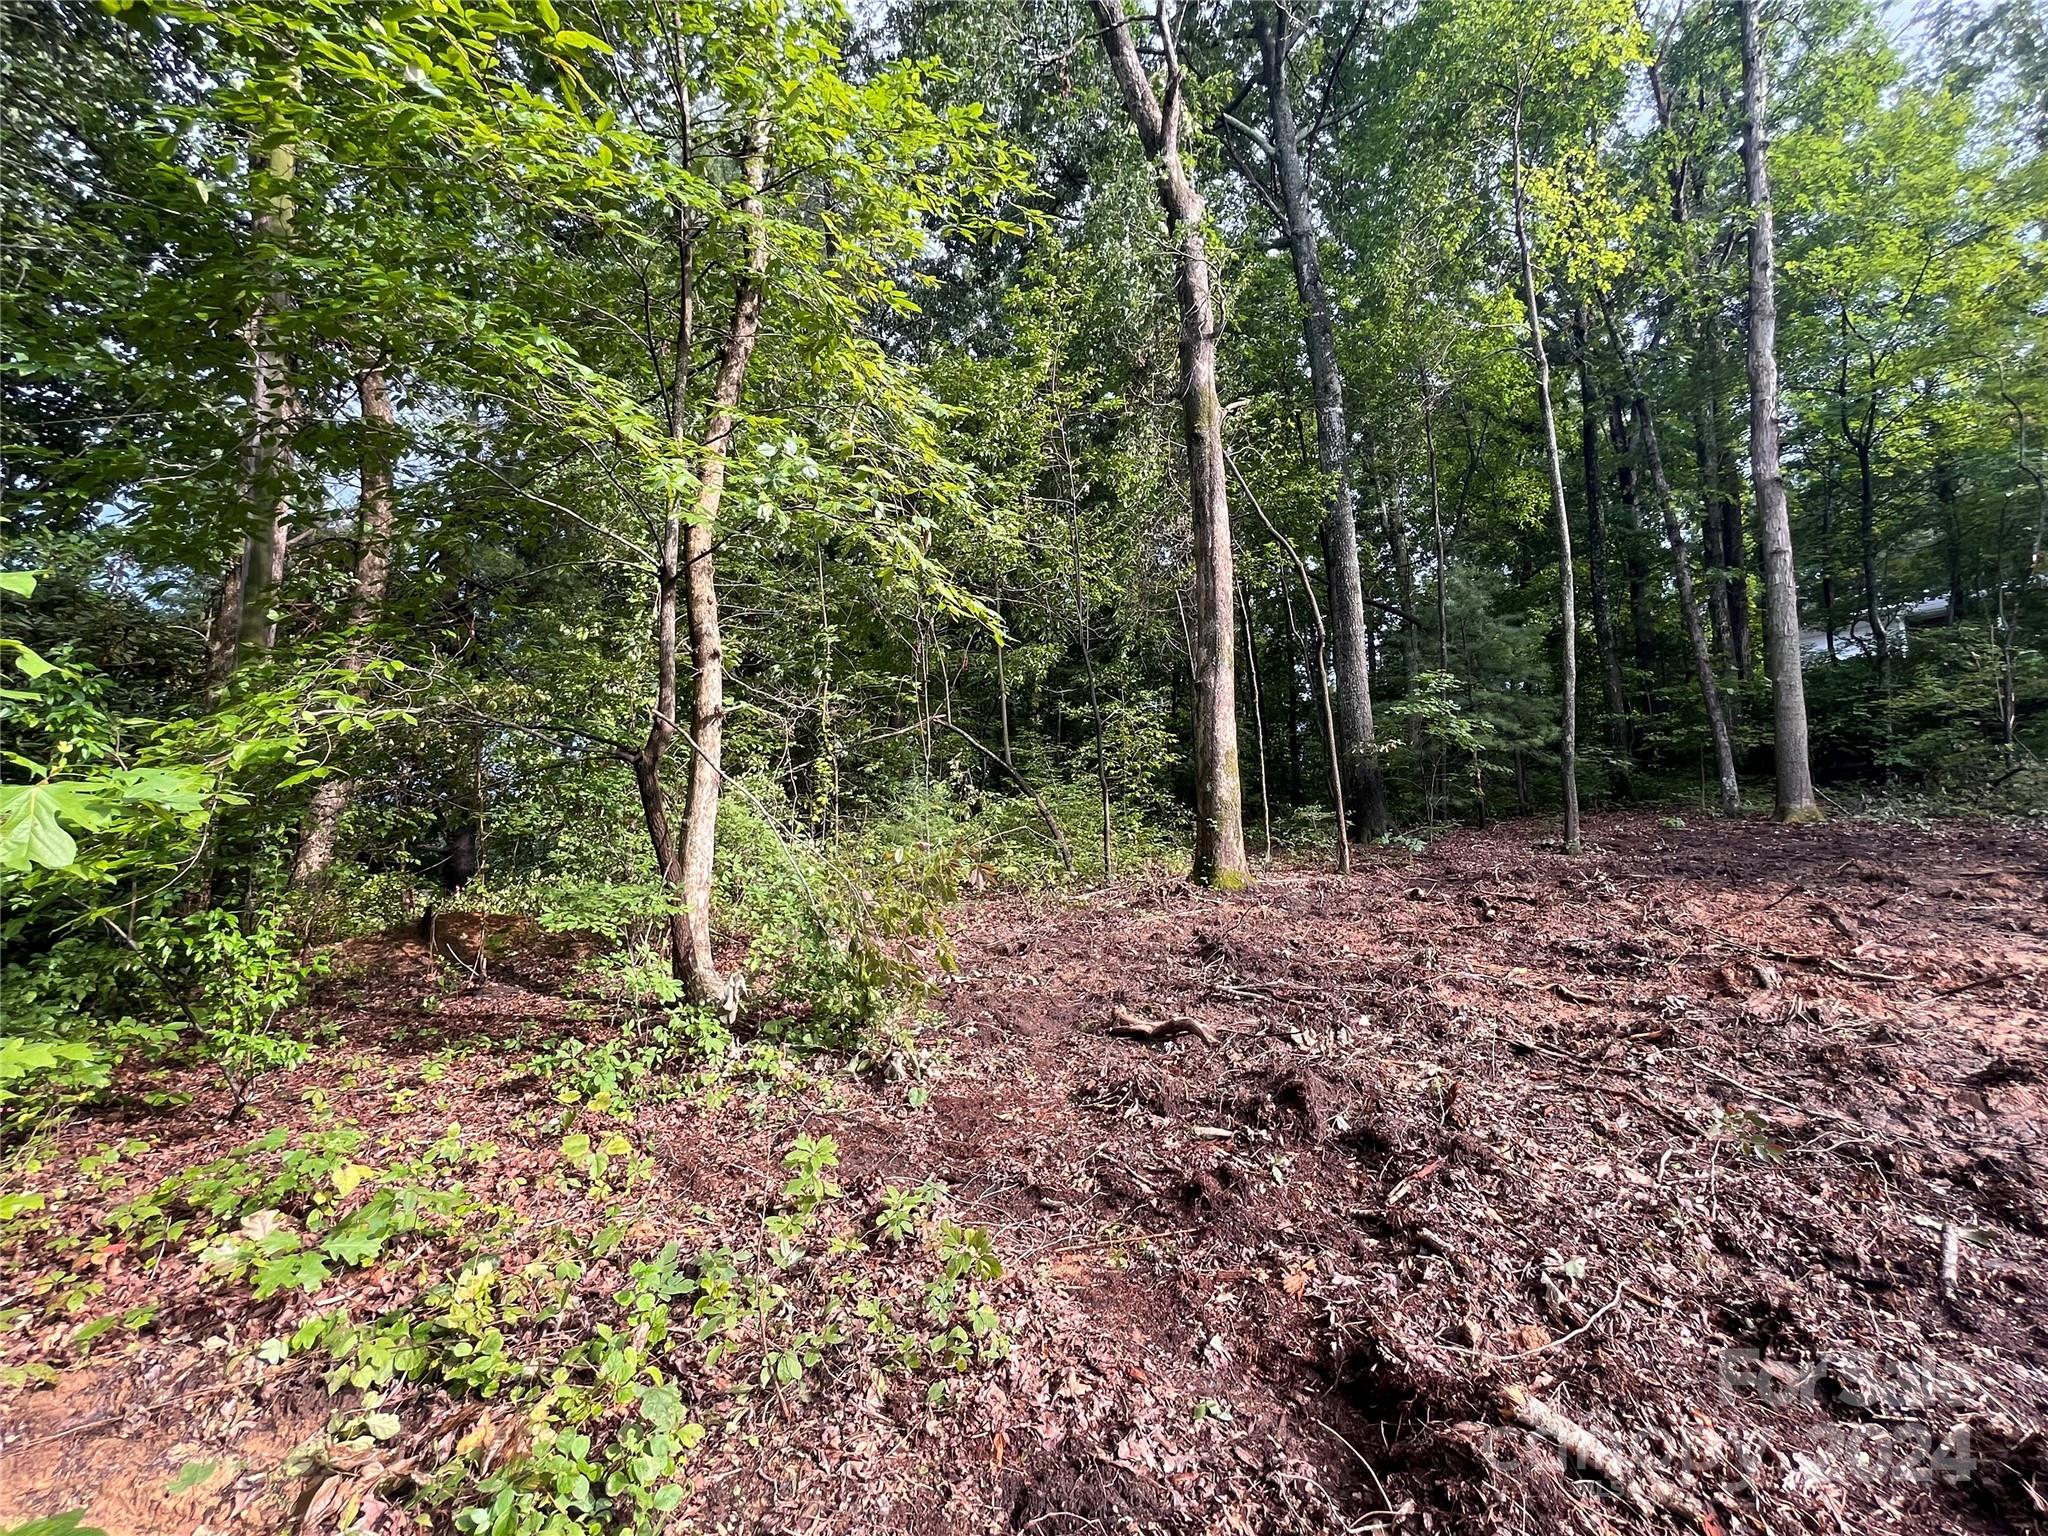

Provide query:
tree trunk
left=1281, top=587, right=1305, bottom=805
left=1720, top=445, right=1751, bottom=679
left=1425, top=397, right=1450, bottom=673
left=1232, top=455, right=1348, bottom=873
left=1091, top=0, right=1250, bottom=887
left=1856, top=434, right=1888, bottom=673
left=1820, top=430, right=1839, bottom=660
left=1633, top=397, right=1741, bottom=817
left=995, top=619, right=1013, bottom=768
left=1937, top=450, right=1964, bottom=624
left=1704, top=326, right=1753, bottom=681
left=1239, top=582, right=1272, bottom=861
left=1511, top=107, right=1580, bottom=852
left=1999, top=401, right=2042, bottom=746
left=673, top=113, right=770, bottom=1002
left=1574, top=307, right=1629, bottom=774
left=1600, top=302, right=1741, bottom=815
left=1054, top=377, right=1115, bottom=879
left=1649, top=58, right=1745, bottom=693
left=231, top=130, right=299, bottom=676
left=1609, top=394, right=1655, bottom=680
left=205, top=564, right=245, bottom=700
left=1693, top=390, right=1732, bottom=666
left=292, top=364, right=399, bottom=888
left=1382, top=498, right=1424, bottom=699
left=1254, top=7, right=1386, bottom=838
left=1741, top=0, right=1821, bottom=822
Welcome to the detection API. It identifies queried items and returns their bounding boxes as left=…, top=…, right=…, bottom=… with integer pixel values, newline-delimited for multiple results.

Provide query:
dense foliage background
left=3, top=0, right=2044, bottom=1118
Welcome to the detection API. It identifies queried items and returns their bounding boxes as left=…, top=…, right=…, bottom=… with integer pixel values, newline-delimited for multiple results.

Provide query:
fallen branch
left=1937, top=972, right=2010, bottom=997
left=1553, top=983, right=1612, bottom=1005
left=1693, top=1063, right=1863, bottom=1133
left=1104, top=1005, right=1218, bottom=1047
left=1825, top=958, right=1914, bottom=983
left=1497, top=1383, right=1709, bottom=1525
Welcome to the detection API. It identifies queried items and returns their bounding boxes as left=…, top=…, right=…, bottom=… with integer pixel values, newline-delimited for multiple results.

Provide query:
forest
left=1, top=0, right=2045, bottom=1531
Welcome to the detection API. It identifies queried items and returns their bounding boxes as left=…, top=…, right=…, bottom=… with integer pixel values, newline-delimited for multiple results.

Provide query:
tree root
left=1104, top=1006, right=1218, bottom=1046
left=1497, top=1383, right=1709, bottom=1526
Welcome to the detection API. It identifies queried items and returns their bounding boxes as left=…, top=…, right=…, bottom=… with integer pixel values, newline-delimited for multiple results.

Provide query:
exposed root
left=1104, top=1005, right=1219, bottom=1046
left=1497, top=1383, right=1709, bottom=1526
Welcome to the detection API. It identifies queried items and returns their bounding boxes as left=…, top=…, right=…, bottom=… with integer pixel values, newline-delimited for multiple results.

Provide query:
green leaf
left=251, top=1249, right=329, bottom=1300
left=0, top=786, right=80, bottom=872
left=0, top=572, right=37, bottom=598
left=165, top=1461, right=218, bottom=1495
left=321, top=1228, right=384, bottom=1267
left=0, top=1516, right=107, bottom=1536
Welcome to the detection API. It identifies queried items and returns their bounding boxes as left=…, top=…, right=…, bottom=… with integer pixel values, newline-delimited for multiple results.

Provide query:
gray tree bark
left=292, top=364, right=399, bottom=888
left=1602, top=304, right=1741, bottom=815
left=1741, top=0, right=1821, bottom=822
left=675, top=113, right=770, bottom=1001
left=227, top=130, right=299, bottom=681
left=1574, top=306, right=1630, bottom=775
left=1609, top=394, right=1656, bottom=682
left=1245, top=5, right=1387, bottom=839
left=1511, top=103, right=1580, bottom=852
left=1091, top=0, right=1250, bottom=887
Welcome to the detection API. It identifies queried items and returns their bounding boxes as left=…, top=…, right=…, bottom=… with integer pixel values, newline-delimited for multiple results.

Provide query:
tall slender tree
left=223, top=111, right=301, bottom=685
left=1089, top=0, right=1251, bottom=886
left=1510, top=92, right=1582, bottom=851
left=1574, top=305, right=1631, bottom=781
left=291, top=363, right=399, bottom=887
left=1221, top=1, right=1389, bottom=840
left=1740, top=0, right=1821, bottom=822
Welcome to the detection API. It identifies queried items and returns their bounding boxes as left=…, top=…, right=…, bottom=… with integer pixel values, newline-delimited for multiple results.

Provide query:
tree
left=1741, top=0, right=1821, bottom=822
left=1088, top=0, right=1252, bottom=887
left=291, top=364, right=398, bottom=887
left=1509, top=97, right=1583, bottom=850
left=1221, top=0, right=1389, bottom=839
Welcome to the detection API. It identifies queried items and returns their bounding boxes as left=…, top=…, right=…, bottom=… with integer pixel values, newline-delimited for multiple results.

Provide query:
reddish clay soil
left=3, top=811, right=2046, bottom=1535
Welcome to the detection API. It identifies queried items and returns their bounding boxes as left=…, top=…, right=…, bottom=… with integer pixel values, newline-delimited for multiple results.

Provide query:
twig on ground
left=1553, top=983, right=1612, bottom=1004
left=1825, top=958, right=1914, bottom=983
left=1314, top=1417, right=1399, bottom=1517
left=1434, top=1280, right=1628, bottom=1362
left=1937, top=972, right=2011, bottom=997
left=1034, top=1225, right=1202, bottom=1263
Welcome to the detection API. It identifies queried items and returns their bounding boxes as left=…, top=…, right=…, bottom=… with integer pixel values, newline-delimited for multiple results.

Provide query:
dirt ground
left=3, top=811, right=2045, bottom=1534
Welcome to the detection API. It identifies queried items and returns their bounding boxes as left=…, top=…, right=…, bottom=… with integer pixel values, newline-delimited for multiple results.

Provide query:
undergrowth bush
left=146, top=912, right=328, bottom=1115
left=0, top=1116, right=1011, bottom=1535
left=0, top=643, right=392, bottom=1132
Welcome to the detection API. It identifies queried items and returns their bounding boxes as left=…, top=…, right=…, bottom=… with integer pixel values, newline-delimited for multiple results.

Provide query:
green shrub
left=144, top=912, right=327, bottom=1114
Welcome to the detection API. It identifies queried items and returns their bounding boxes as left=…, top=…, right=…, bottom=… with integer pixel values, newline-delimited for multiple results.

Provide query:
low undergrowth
left=0, top=1100, right=1008, bottom=1534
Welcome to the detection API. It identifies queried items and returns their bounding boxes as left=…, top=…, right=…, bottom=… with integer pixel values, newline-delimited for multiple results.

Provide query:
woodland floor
left=2, top=810, right=2046, bottom=1535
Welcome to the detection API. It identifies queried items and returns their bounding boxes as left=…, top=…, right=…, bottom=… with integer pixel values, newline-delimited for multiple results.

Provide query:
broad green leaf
left=0, top=786, right=79, bottom=872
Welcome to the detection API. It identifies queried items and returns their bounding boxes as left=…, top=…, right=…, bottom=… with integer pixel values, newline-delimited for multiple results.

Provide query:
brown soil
left=3, top=812, right=2045, bottom=1534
